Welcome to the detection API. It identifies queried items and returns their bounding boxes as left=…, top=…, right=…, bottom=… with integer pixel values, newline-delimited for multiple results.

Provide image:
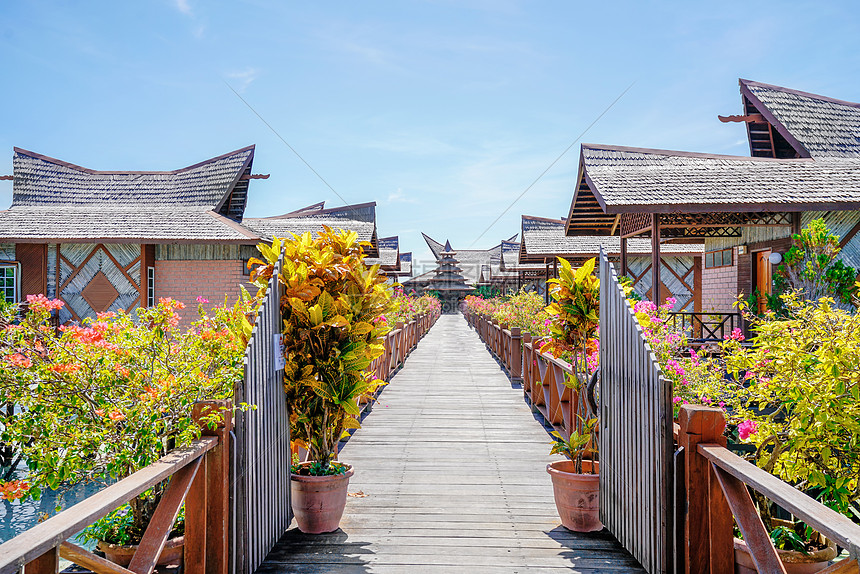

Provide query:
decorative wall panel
left=57, top=243, right=142, bottom=323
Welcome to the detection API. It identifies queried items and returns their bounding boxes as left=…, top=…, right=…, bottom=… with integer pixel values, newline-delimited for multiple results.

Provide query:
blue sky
left=2, top=1, right=860, bottom=274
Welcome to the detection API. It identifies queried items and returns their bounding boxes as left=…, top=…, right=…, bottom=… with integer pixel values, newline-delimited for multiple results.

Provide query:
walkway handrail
left=667, top=311, right=742, bottom=343
left=467, top=311, right=588, bottom=440
left=680, top=404, right=860, bottom=572
left=0, top=400, right=231, bottom=574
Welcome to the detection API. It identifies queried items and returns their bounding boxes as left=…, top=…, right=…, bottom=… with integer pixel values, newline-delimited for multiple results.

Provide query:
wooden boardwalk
left=257, top=314, right=645, bottom=573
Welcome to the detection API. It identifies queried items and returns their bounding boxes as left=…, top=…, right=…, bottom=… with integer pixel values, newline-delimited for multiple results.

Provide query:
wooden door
left=755, top=250, right=772, bottom=314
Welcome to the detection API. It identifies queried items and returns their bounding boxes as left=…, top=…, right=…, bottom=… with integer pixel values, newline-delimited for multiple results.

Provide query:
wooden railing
left=679, top=404, right=860, bottom=573
left=464, top=310, right=589, bottom=440
left=0, top=400, right=231, bottom=574
left=666, top=311, right=742, bottom=344
left=370, top=311, right=440, bottom=383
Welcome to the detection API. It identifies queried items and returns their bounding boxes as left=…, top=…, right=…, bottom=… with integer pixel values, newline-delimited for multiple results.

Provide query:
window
left=0, top=265, right=18, bottom=303
left=704, top=248, right=733, bottom=269
left=147, top=267, right=155, bottom=307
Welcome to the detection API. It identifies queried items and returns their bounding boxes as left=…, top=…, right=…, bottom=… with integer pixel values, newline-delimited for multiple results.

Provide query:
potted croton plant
left=249, top=228, right=391, bottom=534
left=547, top=417, right=602, bottom=532
left=0, top=295, right=252, bottom=565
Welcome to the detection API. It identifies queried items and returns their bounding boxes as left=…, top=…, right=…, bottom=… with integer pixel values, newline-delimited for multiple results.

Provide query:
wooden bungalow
left=519, top=215, right=703, bottom=309
left=0, top=148, right=379, bottom=323
left=363, top=236, right=404, bottom=281
left=565, top=79, right=860, bottom=315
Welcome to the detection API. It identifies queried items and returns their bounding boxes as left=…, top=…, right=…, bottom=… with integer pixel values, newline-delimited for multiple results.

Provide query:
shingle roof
left=741, top=79, right=860, bottom=158
left=421, top=233, right=518, bottom=286
left=522, top=214, right=701, bottom=263
left=396, top=252, right=412, bottom=277
left=500, top=240, right=544, bottom=271
left=364, top=236, right=400, bottom=269
left=577, top=143, right=860, bottom=213
left=12, top=146, right=254, bottom=209
left=0, top=206, right=261, bottom=243
left=242, top=202, right=378, bottom=256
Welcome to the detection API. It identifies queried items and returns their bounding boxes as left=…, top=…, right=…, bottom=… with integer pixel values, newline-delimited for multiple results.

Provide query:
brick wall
left=154, top=259, right=254, bottom=325
left=701, top=248, right=738, bottom=313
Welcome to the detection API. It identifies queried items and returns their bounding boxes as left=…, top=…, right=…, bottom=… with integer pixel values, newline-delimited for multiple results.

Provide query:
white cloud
left=174, top=0, right=192, bottom=15
left=387, top=187, right=417, bottom=204
left=225, top=68, right=259, bottom=93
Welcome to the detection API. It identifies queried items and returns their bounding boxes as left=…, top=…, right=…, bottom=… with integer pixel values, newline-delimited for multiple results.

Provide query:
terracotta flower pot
left=291, top=463, right=355, bottom=534
left=547, top=460, right=602, bottom=532
left=97, top=536, right=184, bottom=567
left=733, top=536, right=837, bottom=574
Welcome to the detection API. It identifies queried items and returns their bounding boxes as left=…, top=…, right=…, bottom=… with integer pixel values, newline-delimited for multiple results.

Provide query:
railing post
left=679, top=404, right=733, bottom=574
left=24, top=547, right=58, bottom=574
left=192, top=400, right=233, bottom=574
left=510, top=327, right=522, bottom=383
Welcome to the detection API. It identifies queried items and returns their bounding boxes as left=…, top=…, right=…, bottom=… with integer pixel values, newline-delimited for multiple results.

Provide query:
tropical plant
left=549, top=416, right=598, bottom=475
left=249, top=228, right=392, bottom=475
left=772, top=218, right=858, bottom=312
left=543, top=257, right=600, bottom=362
left=720, top=291, right=860, bottom=524
left=0, top=295, right=252, bottom=544
left=490, top=289, right=551, bottom=338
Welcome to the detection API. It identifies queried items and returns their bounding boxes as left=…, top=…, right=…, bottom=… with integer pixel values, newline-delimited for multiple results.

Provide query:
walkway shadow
left=257, top=527, right=373, bottom=574
left=546, top=526, right=645, bottom=571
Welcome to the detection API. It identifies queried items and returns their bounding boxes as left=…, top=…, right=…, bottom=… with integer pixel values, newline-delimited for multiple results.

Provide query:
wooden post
left=679, top=404, right=732, bottom=574
left=791, top=212, right=801, bottom=237
left=192, top=400, right=232, bottom=574
left=25, top=547, right=58, bottom=574
left=620, top=236, right=628, bottom=277
left=652, top=214, right=662, bottom=305
left=510, top=327, right=522, bottom=383
left=693, top=256, right=702, bottom=314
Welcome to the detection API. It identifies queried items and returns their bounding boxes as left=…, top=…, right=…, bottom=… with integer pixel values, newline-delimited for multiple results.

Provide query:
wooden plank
left=0, top=439, right=216, bottom=574
left=59, top=542, right=135, bottom=574
left=699, top=444, right=860, bottom=556
left=710, top=464, right=785, bottom=574
left=24, top=546, right=57, bottom=574
left=128, top=456, right=203, bottom=574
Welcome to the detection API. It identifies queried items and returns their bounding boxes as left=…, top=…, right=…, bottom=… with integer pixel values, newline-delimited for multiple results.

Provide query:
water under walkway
left=257, top=314, right=645, bottom=573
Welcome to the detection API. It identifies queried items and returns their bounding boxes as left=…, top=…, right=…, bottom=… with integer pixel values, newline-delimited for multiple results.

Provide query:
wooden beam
left=651, top=215, right=661, bottom=305
left=59, top=542, right=135, bottom=574
left=792, top=212, right=802, bottom=237
left=610, top=214, right=621, bottom=235
left=693, top=256, right=702, bottom=313
left=127, top=456, right=202, bottom=574
left=620, top=236, right=628, bottom=277
left=717, top=113, right=765, bottom=123
left=840, top=219, right=860, bottom=249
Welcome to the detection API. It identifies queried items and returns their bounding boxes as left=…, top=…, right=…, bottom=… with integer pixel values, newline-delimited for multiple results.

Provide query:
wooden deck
left=257, top=314, right=645, bottom=573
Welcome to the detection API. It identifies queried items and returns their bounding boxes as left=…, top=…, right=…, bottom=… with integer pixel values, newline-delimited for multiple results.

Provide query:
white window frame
left=147, top=267, right=156, bottom=307
left=0, top=262, right=21, bottom=304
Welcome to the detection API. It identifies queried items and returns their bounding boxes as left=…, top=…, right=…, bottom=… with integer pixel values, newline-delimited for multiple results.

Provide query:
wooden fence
left=370, top=312, right=438, bottom=383
left=233, top=253, right=291, bottom=574
left=679, top=404, right=860, bottom=573
left=465, top=310, right=591, bottom=440
left=599, top=248, right=674, bottom=573
left=0, top=400, right=231, bottom=574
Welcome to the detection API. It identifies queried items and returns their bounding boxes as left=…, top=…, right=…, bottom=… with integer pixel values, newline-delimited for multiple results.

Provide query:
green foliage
left=549, top=416, right=598, bottom=475
left=491, top=289, right=551, bottom=338
left=772, top=218, right=858, bottom=311
left=0, top=296, right=252, bottom=543
left=79, top=500, right=185, bottom=546
left=473, top=285, right=500, bottom=298
left=251, top=228, right=392, bottom=475
left=721, top=292, right=860, bottom=518
left=543, top=257, right=600, bottom=362
left=769, top=524, right=809, bottom=555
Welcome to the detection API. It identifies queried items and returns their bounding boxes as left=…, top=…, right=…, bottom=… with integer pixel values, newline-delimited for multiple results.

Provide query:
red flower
left=5, top=354, right=32, bottom=368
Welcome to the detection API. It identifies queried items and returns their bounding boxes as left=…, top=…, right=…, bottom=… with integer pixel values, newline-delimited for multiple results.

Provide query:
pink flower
left=196, top=296, right=210, bottom=304
left=724, top=327, right=745, bottom=342
left=738, top=420, right=758, bottom=440
left=673, top=397, right=683, bottom=403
